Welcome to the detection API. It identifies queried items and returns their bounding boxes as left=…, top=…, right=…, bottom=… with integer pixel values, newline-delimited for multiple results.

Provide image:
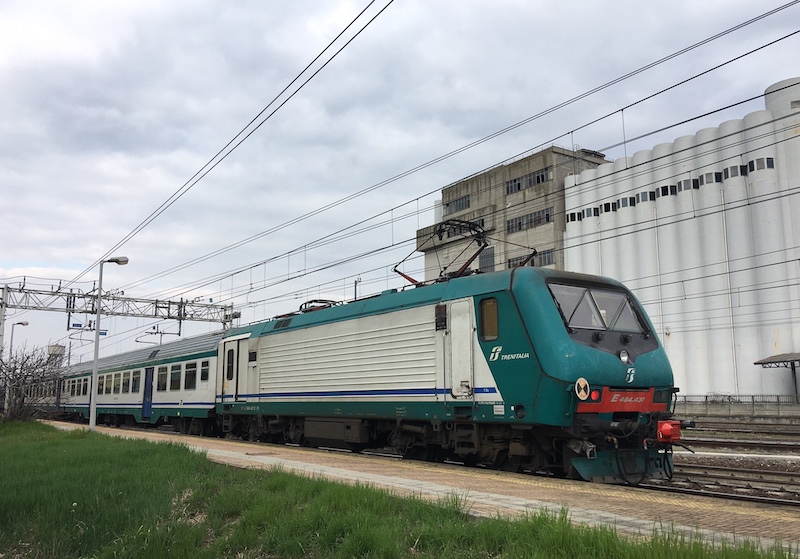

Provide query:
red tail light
left=657, top=420, right=681, bottom=443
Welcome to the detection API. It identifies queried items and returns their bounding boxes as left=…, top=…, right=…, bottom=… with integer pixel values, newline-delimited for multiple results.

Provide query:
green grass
left=0, top=421, right=793, bottom=559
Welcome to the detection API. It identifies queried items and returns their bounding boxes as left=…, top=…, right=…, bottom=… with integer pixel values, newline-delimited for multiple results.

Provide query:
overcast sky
left=2, top=0, right=798, bottom=363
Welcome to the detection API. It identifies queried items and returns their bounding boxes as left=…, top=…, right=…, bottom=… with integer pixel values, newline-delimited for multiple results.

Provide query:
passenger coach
left=60, top=331, right=222, bottom=433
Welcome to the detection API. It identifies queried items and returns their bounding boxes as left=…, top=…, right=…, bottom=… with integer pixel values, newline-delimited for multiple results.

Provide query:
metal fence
left=675, top=394, right=800, bottom=418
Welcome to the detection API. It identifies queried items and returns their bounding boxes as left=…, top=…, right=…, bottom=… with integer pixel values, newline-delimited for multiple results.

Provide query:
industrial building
left=563, top=78, right=800, bottom=396
left=417, top=78, right=800, bottom=397
left=415, top=146, right=608, bottom=277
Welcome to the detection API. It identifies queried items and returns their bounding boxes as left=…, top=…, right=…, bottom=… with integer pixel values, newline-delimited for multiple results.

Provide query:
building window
left=506, top=207, right=553, bottom=234
left=767, top=157, right=775, bottom=169
left=756, top=158, right=765, bottom=170
left=443, top=195, right=470, bottom=216
left=507, top=255, right=529, bottom=268
left=537, top=249, right=556, bottom=267
left=505, top=167, right=552, bottom=194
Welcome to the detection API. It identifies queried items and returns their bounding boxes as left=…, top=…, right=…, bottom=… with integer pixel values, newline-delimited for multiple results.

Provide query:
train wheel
left=499, top=456, right=523, bottom=473
left=402, top=444, right=428, bottom=461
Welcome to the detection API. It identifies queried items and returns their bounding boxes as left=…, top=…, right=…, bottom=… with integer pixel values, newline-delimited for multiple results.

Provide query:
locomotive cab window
left=480, top=298, right=499, bottom=341
left=548, top=283, right=646, bottom=334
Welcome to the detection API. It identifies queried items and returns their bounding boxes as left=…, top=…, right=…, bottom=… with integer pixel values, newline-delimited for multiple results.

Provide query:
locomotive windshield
left=548, top=283, right=647, bottom=334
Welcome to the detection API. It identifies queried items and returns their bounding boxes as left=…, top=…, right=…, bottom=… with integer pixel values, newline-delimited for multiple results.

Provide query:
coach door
left=221, top=334, right=251, bottom=402
left=142, top=367, right=154, bottom=420
left=448, top=300, right=475, bottom=399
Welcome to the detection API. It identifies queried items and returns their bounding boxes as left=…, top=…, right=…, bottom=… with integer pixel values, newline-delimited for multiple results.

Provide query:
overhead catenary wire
left=38, top=3, right=800, bottom=353
left=140, top=102, right=800, bottom=307
left=61, top=0, right=395, bottom=287
left=109, top=3, right=800, bottom=299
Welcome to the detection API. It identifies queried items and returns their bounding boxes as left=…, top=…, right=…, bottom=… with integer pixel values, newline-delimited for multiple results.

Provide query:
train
left=55, top=266, right=684, bottom=484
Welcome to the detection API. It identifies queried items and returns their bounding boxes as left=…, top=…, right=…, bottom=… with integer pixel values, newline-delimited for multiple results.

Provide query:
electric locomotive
left=55, top=263, right=681, bottom=483
left=217, top=266, right=682, bottom=483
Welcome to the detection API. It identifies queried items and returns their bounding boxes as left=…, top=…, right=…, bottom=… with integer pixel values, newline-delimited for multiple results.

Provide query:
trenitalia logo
left=489, top=346, right=530, bottom=361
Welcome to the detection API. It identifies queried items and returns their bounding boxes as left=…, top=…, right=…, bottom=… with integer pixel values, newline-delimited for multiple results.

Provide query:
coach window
left=82, top=378, right=88, bottom=396
left=104, top=375, right=112, bottom=394
left=226, top=349, right=235, bottom=381
left=122, top=371, right=131, bottom=394
left=200, top=360, right=210, bottom=382
left=157, top=366, right=168, bottom=392
left=113, top=373, right=121, bottom=394
left=185, top=362, right=197, bottom=391
left=170, top=364, right=182, bottom=391
left=131, top=370, right=141, bottom=393
left=480, top=298, right=499, bottom=341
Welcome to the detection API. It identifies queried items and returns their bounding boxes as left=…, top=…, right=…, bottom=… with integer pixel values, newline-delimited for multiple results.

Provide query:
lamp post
left=8, top=321, right=29, bottom=358
left=4, top=321, right=28, bottom=414
left=89, top=256, right=128, bottom=430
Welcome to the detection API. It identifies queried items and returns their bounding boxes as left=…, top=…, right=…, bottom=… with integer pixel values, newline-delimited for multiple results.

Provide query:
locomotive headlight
left=619, top=349, right=630, bottom=364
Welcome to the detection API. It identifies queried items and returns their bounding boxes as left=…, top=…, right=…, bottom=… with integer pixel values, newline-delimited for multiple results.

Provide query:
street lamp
left=8, top=321, right=29, bottom=358
left=89, top=256, right=128, bottom=430
left=4, top=321, right=28, bottom=414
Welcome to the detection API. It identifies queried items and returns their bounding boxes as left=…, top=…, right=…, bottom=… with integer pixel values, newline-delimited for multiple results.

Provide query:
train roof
left=57, top=267, right=629, bottom=377
left=225, top=267, right=627, bottom=340
left=61, top=330, right=225, bottom=377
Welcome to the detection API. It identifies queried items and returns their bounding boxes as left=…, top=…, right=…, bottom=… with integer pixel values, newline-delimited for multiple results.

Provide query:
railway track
left=644, top=463, right=800, bottom=506
left=301, top=442, right=800, bottom=506
left=681, top=436, right=800, bottom=453
left=673, top=463, right=800, bottom=490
